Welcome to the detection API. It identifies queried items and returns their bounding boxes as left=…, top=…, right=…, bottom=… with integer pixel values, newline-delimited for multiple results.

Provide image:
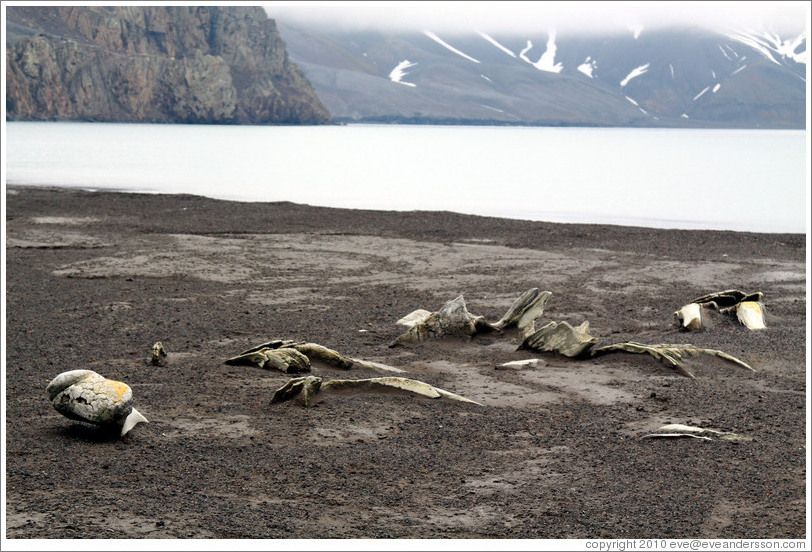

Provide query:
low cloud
left=265, top=1, right=810, bottom=35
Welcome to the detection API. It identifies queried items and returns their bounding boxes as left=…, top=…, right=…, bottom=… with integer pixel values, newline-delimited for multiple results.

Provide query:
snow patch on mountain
left=423, top=31, right=480, bottom=63
left=519, top=32, right=563, bottom=74
left=389, top=60, right=417, bottom=87
left=620, top=63, right=650, bottom=87
left=578, top=57, right=597, bottom=78
left=478, top=31, right=516, bottom=58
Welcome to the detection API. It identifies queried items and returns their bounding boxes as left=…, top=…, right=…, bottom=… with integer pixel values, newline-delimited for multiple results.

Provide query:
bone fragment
left=674, top=303, right=702, bottom=330
left=46, top=370, right=148, bottom=436
left=148, top=341, right=168, bottom=366
left=490, top=289, right=552, bottom=336
left=736, top=301, right=766, bottom=330
left=496, top=359, right=545, bottom=370
left=642, top=423, right=749, bottom=441
left=520, top=321, right=598, bottom=358
left=396, top=309, right=433, bottom=328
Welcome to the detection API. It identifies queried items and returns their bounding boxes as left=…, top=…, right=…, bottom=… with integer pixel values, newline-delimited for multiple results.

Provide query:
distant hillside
left=273, top=17, right=806, bottom=129
left=5, top=6, right=332, bottom=125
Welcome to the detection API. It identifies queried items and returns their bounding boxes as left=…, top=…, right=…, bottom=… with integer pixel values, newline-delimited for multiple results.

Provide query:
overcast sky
left=264, top=1, right=810, bottom=35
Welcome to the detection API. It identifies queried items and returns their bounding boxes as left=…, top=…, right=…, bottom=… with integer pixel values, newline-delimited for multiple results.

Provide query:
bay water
left=4, top=121, right=807, bottom=233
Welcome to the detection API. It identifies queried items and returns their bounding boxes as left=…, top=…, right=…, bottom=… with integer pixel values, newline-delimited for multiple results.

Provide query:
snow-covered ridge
left=726, top=28, right=807, bottom=65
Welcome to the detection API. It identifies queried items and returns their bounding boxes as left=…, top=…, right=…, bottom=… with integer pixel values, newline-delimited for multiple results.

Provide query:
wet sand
left=4, top=186, right=807, bottom=541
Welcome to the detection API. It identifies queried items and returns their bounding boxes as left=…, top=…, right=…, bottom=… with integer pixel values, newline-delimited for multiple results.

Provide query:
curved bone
left=590, top=342, right=754, bottom=378
left=271, top=376, right=482, bottom=407
left=46, top=370, right=148, bottom=436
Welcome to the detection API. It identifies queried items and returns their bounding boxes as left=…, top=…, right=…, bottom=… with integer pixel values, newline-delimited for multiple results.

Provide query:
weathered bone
left=674, top=303, right=702, bottom=330
left=519, top=321, right=598, bottom=358
left=390, top=295, right=490, bottom=345
left=225, top=344, right=311, bottom=373
left=46, top=369, right=148, bottom=436
left=736, top=301, right=766, bottom=330
left=642, top=423, right=749, bottom=441
left=687, top=289, right=766, bottom=330
left=490, top=289, right=552, bottom=336
left=391, top=288, right=552, bottom=346
left=691, top=289, right=763, bottom=311
left=271, top=376, right=482, bottom=407
left=148, top=341, right=168, bottom=366
left=226, top=340, right=403, bottom=373
left=396, top=309, right=432, bottom=328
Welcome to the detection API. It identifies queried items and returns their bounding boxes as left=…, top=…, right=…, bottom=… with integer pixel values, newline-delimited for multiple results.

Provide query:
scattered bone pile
left=46, top=287, right=763, bottom=442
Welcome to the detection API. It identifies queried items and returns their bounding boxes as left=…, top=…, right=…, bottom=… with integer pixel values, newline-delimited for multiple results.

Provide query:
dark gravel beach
left=4, top=186, right=808, bottom=542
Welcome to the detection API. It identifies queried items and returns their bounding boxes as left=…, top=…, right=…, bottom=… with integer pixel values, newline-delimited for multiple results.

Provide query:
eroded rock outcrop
left=5, top=6, right=332, bottom=124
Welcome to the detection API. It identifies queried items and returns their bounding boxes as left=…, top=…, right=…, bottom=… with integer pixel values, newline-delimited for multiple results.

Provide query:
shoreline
left=5, top=186, right=808, bottom=540
left=6, top=184, right=807, bottom=240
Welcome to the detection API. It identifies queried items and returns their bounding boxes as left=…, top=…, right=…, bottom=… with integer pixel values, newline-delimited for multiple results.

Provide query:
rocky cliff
left=5, top=6, right=333, bottom=124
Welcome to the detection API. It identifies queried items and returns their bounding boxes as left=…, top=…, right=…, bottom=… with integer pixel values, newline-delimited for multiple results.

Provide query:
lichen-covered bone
left=391, top=288, right=552, bottom=346
left=519, top=321, right=598, bottom=358
left=642, top=423, right=749, bottom=441
left=271, top=376, right=482, bottom=407
left=674, top=303, right=703, bottom=330
left=46, top=370, right=148, bottom=436
left=148, top=341, right=168, bottom=366
left=591, top=342, right=754, bottom=379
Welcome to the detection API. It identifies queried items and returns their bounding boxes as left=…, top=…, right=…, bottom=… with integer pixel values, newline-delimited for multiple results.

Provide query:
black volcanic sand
left=4, top=186, right=807, bottom=541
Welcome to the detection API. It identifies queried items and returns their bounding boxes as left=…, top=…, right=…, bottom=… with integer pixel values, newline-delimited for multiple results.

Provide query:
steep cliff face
left=5, top=6, right=333, bottom=124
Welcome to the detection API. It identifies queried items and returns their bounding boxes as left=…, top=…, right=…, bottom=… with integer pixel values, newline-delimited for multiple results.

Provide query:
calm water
left=4, top=121, right=808, bottom=233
